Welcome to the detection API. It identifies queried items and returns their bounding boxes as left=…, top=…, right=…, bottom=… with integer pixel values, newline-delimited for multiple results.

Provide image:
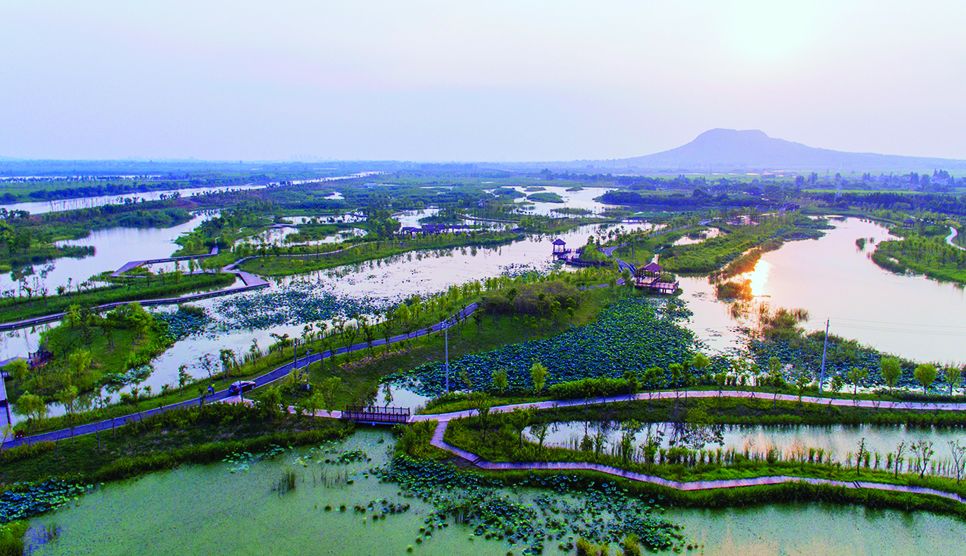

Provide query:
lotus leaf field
left=378, top=455, right=686, bottom=554
left=392, top=297, right=700, bottom=396
left=212, top=282, right=388, bottom=331
left=154, top=306, right=208, bottom=340
left=750, top=335, right=947, bottom=391
left=0, top=481, right=90, bottom=523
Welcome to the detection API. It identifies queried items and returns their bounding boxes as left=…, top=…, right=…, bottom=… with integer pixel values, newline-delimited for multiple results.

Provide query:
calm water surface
left=681, top=218, right=966, bottom=363
left=0, top=214, right=210, bottom=294
left=525, top=421, right=966, bottom=464
left=26, top=430, right=965, bottom=556
left=0, top=185, right=263, bottom=215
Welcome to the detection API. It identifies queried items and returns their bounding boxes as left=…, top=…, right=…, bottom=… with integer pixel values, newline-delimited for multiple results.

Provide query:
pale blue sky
left=1, top=0, right=964, bottom=161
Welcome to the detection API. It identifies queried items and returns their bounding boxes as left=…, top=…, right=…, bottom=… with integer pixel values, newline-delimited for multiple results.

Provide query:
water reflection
left=0, top=214, right=210, bottom=294
left=0, top=185, right=264, bottom=215
left=682, top=218, right=966, bottom=363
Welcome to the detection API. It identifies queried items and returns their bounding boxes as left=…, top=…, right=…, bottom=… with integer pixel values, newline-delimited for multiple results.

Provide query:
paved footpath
left=422, top=405, right=966, bottom=505
left=410, top=389, right=966, bottom=423
left=2, top=303, right=479, bottom=448
left=0, top=250, right=267, bottom=332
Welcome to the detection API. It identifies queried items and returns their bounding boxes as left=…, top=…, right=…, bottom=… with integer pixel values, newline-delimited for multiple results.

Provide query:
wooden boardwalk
left=419, top=394, right=966, bottom=504
left=0, top=252, right=268, bottom=331
left=109, top=246, right=220, bottom=277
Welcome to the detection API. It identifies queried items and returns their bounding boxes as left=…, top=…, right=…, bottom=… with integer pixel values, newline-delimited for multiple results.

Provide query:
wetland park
left=3, top=3, right=966, bottom=553
left=0, top=162, right=962, bottom=556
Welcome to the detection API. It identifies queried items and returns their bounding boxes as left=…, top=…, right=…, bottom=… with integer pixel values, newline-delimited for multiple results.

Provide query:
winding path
left=946, top=226, right=965, bottom=252
left=417, top=394, right=966, bottom=504
left=1, top=303, right=479, bottom=448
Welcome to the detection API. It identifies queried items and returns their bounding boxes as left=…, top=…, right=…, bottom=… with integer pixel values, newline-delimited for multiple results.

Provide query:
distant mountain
left=596, top=129, right=966, bottom=173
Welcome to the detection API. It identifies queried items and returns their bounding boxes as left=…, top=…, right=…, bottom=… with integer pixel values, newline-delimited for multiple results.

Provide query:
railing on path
left=341, top=405, right=411, bottom=425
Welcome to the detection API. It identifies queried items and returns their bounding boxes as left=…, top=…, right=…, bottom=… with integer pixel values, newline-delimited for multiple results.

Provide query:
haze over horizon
left=2, top=1, right=965, bottom=162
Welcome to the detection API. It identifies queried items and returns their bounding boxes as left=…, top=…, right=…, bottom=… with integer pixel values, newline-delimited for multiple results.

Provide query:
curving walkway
left=946, top=226, right=965, bottom=252
left=1, top=302, right=479, bottom=448
left=423, top=408, right=966, bottom=505
left=109, top=246, right=221, bottom=277
left=411, top=389, right=966, bottom=423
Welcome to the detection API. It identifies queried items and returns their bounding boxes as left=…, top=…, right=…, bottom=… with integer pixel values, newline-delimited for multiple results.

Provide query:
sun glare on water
left=745, top=259, right=771, bottom=297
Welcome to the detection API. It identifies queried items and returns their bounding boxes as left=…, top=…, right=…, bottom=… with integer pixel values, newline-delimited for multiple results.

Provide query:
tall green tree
left=880, top=357, right=902, bottom=394
left=943, top=365, right=963, bottom=396
left=530, top=361, right=549, bottom=394
left=914, top=364, right=938, bottom=395
left=846, top=367, right=869, bottom=399
left=491, top=369, right=509, bottom=394
left=15, top=391, right=47, bottom=424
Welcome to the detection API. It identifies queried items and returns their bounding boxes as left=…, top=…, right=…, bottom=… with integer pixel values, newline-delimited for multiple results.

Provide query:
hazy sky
left=2, top=1, right=965, bottom=161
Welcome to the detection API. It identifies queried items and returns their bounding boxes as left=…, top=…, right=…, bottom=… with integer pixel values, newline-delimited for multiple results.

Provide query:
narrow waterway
left=25, top=430, right=966, bottom=556
left=0, top=185, right=264, bottom=215
left=0, top=213, right=211, bottom=294
left=525, top=421, right=966, bottom=465
left=680, top=218, right=966, bottom=363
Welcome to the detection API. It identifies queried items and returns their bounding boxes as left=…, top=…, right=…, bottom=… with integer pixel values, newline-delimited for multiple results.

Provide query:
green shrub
left=547, top=377, right=633, bottom=399
left=0, top=522, right=28, bottom=556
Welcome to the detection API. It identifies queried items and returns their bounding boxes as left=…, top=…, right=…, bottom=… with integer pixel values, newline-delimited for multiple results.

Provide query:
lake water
left=680, top=218, right=966, bottom=363
left=3, top=217, right=963, bottom=422
left=296, top=222, right=651, bottom=300
left=0, top=185, right=264, bottom=215
left=525, top=421, right=966, bottom=465
left=512, top=185, right=618, bottom=216
left=26, top=430, right=966, bottom=556
left=0, top=213, right=210, bottom=295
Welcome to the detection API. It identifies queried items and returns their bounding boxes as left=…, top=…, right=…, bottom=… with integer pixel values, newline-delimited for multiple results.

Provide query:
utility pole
left=818, top=319, right=830, bottom=393
left=444, top=323, right=450, bottom=393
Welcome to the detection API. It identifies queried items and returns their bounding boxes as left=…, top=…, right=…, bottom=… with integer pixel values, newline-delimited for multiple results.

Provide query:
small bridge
left=341, top=406, right=411, bottom=425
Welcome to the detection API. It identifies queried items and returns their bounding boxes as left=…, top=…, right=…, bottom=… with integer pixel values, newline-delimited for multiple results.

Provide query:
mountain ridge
left=600, top=128, right=966, bottom=172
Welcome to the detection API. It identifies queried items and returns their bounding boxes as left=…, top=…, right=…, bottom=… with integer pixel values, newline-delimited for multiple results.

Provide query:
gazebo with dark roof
left=552, top=238, right=568, bottom=255
left=639, top=261, right=663, bottom=276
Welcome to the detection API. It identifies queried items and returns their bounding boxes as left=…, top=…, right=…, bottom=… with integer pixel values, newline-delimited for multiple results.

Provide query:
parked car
left=228, top=380, right=256, bottom=395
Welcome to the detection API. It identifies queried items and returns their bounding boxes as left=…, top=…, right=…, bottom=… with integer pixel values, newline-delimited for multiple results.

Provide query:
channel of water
left=24, top=429, right=966, bottom=556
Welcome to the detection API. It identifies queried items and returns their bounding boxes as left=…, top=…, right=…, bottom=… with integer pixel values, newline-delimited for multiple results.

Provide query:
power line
left=829, top=316, right=966, bottom=330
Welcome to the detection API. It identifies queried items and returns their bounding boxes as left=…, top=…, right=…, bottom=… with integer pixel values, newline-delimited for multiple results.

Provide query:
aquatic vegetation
left=0, top=480, right=89, bottom=523
left=392, top=297, right=699, bottom=396
left=749, top=334, right=936, bottom=390
left=714, top=279, right=752, bottom=301
left=102, top=364, right=153, bottom=389
left=526, top=192, right=565, bottom=203
left=873, top=234, right=966, bottom=285
left=213, top=282, right=388, bottom=330
left=154, top=304, right=209, bottom=339
left=323, top=449, right=371, bottom=465
left=222, top=444, right=287, bottom=473
left=274, top=469, right=298, bottom=494
left=378, top=455, right=685, bottom=553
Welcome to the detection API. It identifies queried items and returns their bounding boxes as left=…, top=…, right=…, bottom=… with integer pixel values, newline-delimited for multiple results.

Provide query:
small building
left=27, top=348, right=52, bottom=369
left=634, top=275, right=679, bottom=295
left=552, top=238, right=569, bottom=256
left=639, top=262, right=662, bottom=276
